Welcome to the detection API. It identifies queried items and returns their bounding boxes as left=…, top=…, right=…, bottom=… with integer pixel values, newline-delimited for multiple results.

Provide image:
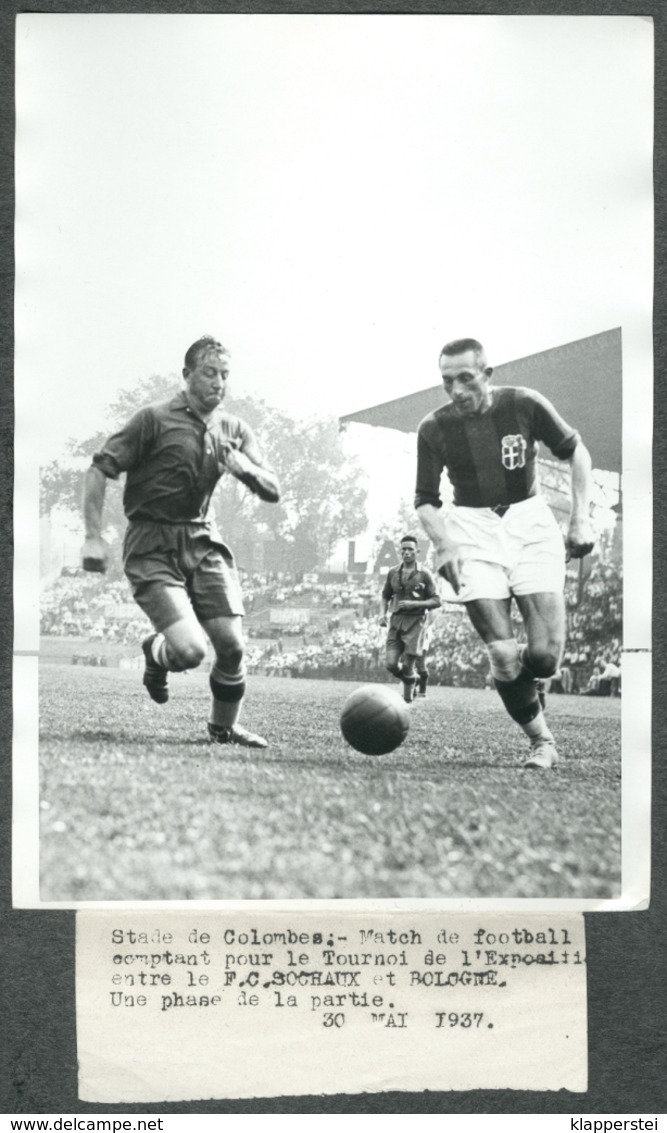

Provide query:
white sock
left=522, top=711, right=554, bottom=744
left=150, top=634, right=170, bottom=669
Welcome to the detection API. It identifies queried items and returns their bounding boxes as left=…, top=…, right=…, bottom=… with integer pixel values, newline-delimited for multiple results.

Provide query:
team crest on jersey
left=501, top=434, right=527, bottom=471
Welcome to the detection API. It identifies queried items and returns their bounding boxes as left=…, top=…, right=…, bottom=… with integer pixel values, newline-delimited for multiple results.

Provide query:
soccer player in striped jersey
left=415, top=338, right=595, bottom=769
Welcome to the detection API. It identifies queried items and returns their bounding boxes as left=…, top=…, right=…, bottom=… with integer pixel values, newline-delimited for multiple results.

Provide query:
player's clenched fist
left=218, top=441, right=252, bottom=480
left=566, top=539, right=595, bottom=561
left=565, top=518, right=595, bottom=561
left=435, top=548, right=462, bottom=594
left=81, top=535, right=110, bottom=573
left=216, top=439, right=280, bottom=503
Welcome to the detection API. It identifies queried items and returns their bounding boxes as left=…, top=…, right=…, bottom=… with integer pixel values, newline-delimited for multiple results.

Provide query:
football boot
left=208, top=723, right=268, bottom=749
left=141, top=634, right=169, bottom=704
left=523, top=738, right=559, bottom=770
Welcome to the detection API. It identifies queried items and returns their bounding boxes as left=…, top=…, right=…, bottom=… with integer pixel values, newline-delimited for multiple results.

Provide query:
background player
left=415, top=337, right=594, bottom=768
left=80, top=335, right=280, bottom=748
left=379, top=535, right=441, bottom=703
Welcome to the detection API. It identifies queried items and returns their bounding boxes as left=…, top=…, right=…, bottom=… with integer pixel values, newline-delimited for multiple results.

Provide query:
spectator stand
left=39, top=557, right=621, bottom=694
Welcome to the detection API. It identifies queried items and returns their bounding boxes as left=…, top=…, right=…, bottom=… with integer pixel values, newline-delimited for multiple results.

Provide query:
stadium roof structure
left=340, top=328, right=622, bottom=474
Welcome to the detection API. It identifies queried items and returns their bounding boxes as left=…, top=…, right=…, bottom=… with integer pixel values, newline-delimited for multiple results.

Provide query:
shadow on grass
left=42, top=728, right=208, bottom=747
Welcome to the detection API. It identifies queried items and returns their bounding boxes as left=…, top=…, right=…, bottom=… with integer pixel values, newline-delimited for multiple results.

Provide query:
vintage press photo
left=14, top=14, right=652, bottom=910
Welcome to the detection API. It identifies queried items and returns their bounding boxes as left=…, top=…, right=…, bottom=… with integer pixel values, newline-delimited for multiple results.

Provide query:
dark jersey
left=382, top=563, right=439, bottom=627
left=92, top=391, right=254, bottom=525
left=414, top=386, right=580, bottom=510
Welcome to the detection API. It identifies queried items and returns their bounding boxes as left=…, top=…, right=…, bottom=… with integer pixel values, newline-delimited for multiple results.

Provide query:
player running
left=415, top=337, right=594, bottom=768
left=379, top=535, right=441, bottom=703
left=80, top=335, right=280, bottom=748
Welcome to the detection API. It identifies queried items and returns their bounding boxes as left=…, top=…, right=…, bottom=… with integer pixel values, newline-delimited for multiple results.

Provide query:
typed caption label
left=77, top=912, right=587, bottom=1101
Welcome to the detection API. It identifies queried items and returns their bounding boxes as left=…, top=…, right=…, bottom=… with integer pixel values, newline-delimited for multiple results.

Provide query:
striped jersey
left=414, top=386, right=580, bottom=510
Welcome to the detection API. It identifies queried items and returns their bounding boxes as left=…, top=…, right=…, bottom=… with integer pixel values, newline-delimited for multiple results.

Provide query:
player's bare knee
left=528, top=646, right=560, bottom=679
left=216, top=640, right=244, bottom=672
left=171, top=640, right=207, bottom=670
left=486, top=639, right=521, bottom=682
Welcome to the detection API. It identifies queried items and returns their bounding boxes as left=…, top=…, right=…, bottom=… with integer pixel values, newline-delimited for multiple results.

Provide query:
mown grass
left=39, top=666, right=621, bottom=901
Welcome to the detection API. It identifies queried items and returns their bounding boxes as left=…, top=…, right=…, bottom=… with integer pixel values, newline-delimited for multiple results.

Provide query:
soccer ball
left=340, top=685, right=410, bottom=756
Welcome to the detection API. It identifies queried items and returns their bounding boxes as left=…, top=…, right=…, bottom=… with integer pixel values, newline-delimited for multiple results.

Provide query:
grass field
left=39, top=664, right=621, bottom=901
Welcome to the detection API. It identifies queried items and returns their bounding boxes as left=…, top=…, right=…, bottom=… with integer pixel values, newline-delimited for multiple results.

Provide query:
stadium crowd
left=246, top=560, right=623, bottom=694
left=40, top=573, right=152, bottom=644
left=41, top=558, right=622, bottom=694
left=39, top=572, right=374, bottom=641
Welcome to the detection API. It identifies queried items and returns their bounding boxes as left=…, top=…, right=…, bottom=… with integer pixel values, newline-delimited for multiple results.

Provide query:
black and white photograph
left=13, top=13, right=652, bottom=907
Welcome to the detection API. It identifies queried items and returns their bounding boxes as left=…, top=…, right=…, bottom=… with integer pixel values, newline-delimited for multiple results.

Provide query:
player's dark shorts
left=123, top=521, right=245, bottom=632
left=386, top=615, right=424, bottom=657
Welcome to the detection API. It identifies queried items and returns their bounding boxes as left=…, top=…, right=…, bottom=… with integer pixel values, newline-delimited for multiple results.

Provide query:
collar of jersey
left=172, top=389, right=226, bottom=425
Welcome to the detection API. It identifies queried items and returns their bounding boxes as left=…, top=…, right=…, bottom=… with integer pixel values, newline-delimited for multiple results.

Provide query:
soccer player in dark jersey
left=415, top=338, right=595, bottom=769
left=379, top=536, right=441, bottom=703
left=80, top=335, right=280, bottom=748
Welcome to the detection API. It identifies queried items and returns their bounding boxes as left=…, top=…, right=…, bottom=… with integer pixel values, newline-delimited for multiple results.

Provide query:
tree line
left=40, top=373, right=369, bottom=577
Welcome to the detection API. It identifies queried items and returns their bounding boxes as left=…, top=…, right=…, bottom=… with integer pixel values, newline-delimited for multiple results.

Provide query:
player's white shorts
left=445, top=495, right=566, bottom=602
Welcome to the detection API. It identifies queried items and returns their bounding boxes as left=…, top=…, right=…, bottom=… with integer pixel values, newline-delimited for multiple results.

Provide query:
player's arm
left=565, top=441, right=595, bottom=559
left=419, top=586, right=442, bottom=612
left=414, top=425, right=463, bottom=593
left=420, top=570, right=441, bottom=610
left=416, top=503, right=462, bottom=594
left=529, top=391, right=595, bottom=560
left=379, top=575, right=393, bottom=626
left=81, top=408, right=152, bottom=572
left=396, top=595, right=441, bottom=611
left=396, top=572, right=442, bottom=612
left=221, top=431, right=280, bottom=503
left=400, top=596, right=441, bottom=611
left=81, top=466, right=111, bottom=573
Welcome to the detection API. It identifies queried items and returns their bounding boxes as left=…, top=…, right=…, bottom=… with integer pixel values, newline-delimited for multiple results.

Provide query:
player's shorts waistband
left=457, top=502, right=512, bottom=519
left=128, top=516, right=212, bottom=527
left=123, top=519, right=229, bottom=557
left=458, top=495, right=540, bottom=519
